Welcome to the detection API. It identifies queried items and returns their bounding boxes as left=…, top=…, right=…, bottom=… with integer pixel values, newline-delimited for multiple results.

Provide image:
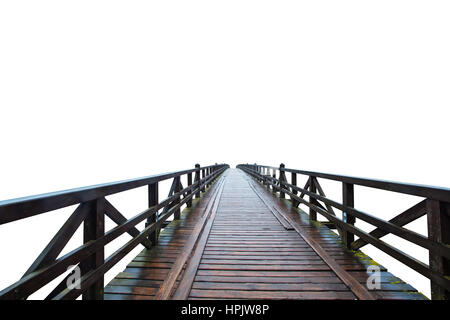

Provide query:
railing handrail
left=0, top=164, right=227, bottom=225
left=248, top=163, right=450, bottom=202
left=0, top=163, right=229, bottom=300
left=237, top=163, right=450, bottom=300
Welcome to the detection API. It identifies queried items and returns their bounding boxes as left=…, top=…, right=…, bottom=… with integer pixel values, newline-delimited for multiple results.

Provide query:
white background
left=1, top=1, right=449, bottom=299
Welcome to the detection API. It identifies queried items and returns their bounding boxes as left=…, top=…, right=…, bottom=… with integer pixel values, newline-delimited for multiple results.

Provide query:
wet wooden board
left=104, top=180, right=222, bottom=299
left=187, top=170, right=355, bottom=299
left=106, top=169, right=427, bottom=300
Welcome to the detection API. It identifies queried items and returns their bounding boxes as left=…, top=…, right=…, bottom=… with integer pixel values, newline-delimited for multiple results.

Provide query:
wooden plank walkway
left=104, top=169, right=427, bottom=300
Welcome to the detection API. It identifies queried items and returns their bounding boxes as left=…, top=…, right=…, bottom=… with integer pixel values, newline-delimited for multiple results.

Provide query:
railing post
left=342, top=182, right=355, bottom=248
left=309, top=176, right=317, bottom=221
left=264, top=168, right=270, bottom=190
left=291, top=172, right=299, bottom=207
left=207, top=167, right=211, bottom=186
left=261, top=167, right=266, bottom=186
left=257, top=165, right=263, bottom=183
left=174, top=177, right=181, bottom=220
left=194, top=164, right=201, bottom=198
left=146, top=182, right=159, bottom=245
left=272, top=169, right=276, bottom=192
left=187, top=173, right=193, bottom=208
left=201, top=168, right=206, bottom=192
left=279, top=163, right=286, bottom=198
left=81, top=197, right=105, bottom=300
left=427, top=199, right=450, bottom=300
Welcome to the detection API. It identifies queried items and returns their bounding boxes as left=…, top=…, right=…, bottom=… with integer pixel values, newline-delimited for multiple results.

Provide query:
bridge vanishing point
left=0, top=163, right=449, bottom=300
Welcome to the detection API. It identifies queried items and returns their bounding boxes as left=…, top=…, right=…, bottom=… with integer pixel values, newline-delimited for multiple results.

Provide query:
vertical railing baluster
left=201, top=168, right=206, bottom=192
left=194, top=164, right=201, bottom=198
left=291, top=172, right=299, bottom=207
left=174, top=176, right=181, bottom=220
left=279, top=163, right=286, bottom=198
left=187, top=173, right=193, bottom=208
left=81, top=197, right=105, bottom=300
left=342, top=182, right=355, bottom=248
left=147, top=182, right=159, bottom=245
left=309, top=176, right=317, bottom=221
left=427, top=199, right=450, bottom=300
left=261, top=166, right=266, bottom=187
left=272, top=169, right=276, bottom=192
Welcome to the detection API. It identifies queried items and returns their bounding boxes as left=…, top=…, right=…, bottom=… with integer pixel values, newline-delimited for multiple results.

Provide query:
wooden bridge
left=0, top=163, right=449, bottom=300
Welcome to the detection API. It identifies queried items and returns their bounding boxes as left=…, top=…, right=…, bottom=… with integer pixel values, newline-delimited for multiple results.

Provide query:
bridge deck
left=105, top=169, right=426, bottom=300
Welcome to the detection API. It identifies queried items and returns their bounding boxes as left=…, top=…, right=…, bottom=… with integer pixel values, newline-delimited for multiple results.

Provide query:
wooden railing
left=0, top=163, right=229, bottom=300
left=237, top=163, right=450, bottom=300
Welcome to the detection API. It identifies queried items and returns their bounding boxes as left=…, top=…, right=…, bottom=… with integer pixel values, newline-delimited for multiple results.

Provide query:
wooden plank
left=192, top=282, right=350, bottom=291
left=246, top=181, right=293, bottom=230
left=372, top=291, right=427, bottom=300
left=189, top=289, right=355, bottom=300
left=108, top=278, right=162, bottom=287
left=153, top=175, right=225, bottom=299
left=104, top=293, right=150, bottom=300
left=198, top=264, right=331, bottom=271
left=171, top=175, right=227, bottom=299
left=104, top=285, right=157, bottom=296
left=200, top=259, right=331, bottom=265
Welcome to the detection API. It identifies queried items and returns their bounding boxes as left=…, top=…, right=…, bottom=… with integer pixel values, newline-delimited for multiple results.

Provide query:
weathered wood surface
left=105, top=169, right=427, bottom=300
